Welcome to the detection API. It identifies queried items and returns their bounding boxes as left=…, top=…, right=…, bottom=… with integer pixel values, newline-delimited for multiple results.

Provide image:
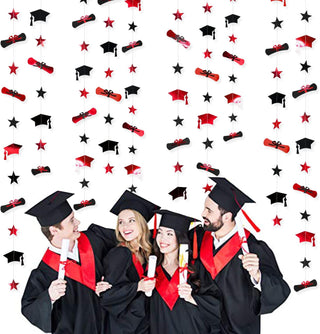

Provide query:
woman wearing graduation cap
left=149, top=209, right=221, bottom=334
left=96, top=190, right=160, bottom=334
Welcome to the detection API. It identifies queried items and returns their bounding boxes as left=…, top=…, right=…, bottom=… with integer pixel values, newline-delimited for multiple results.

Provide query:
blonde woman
left=96, top=190, right=160, bottom=334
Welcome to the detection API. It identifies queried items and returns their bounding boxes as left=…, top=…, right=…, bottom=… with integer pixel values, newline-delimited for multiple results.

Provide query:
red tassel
left=283, top=0, right=286, bottom=6
left=198, top=119, right=200, bottom=129
left=153, top=214, right=157, bottom=239
left=185, top=95, right=188, bottom=105
left=313, top=236, right=315, bottom=247
left=193, top=228, right=198, bottom=259
left=241, top=209, right=260, bottom=233
left=4, top=151, right=7, bottom=160
left=139, top=3, right=141, bottom=11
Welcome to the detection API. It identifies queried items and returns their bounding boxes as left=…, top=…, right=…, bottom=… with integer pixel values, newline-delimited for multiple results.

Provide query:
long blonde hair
left=115, top=209, right=152, bottom=260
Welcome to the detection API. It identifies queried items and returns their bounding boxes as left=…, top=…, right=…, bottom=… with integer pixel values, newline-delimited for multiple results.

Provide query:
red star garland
left=105, top=68, right=113, bottom=78
left=273, top=215, right=282, bottom=226
left=301, top=112, right=310, bottom=123
left=9, top=9, right=19, bottom=20
left=174, top=162, right=183, bottom=172
left=203, top=184, right=213, bottom=193
left=129, top=64, right=137, bottom=73
left=105, top=163, right=114, bottom=174
left=8, top=225, right=18, bottom=236
left=129, top=106, right=137, bottom=114
left=104, top=17, right=114, bottom=28
left=80, top=41, right=89, bottom=51
left=36, top=36, right=46, bottom=47
left=36, top=140, right=46, bottom=150
left=204, top=49, right=212, bottom=58
left=9, top=280, right=19, bottom=290
left=173, top=10, right=184, bottom=20
left=9, top=62, right=18, bottom=75
left=229, top=34, right=237, bottom=43
left=300, top=162, right=311, bottom=173
left=80, top=88, right=89, bottom=98
left=272, top=67, right=282, bottom=78
left=203, top=3, right=213, bottom=13
left=272, top=119, right=281, bottom=129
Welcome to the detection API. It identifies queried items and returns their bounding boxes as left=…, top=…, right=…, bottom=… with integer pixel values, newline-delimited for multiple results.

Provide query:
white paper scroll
left=237, top=216, right=250, bottom=255
left=145, top=255, right=157, bottom=297
left=58, top=239, right=70, bottom=279
left=179, top=244, right=189, bottom=285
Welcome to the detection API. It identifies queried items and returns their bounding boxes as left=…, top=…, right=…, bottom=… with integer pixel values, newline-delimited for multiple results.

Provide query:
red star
left=272, top=119, right=281, bottom=129
left=80, top=88, right=89, bottom=98
left=104, top=17, right=114, bottom=28
left=9, top=9, right=19, bottom=20
left=301, top=112, right=310, bottom=123
left=80, top=41, right=89, bottom=51
left=105, top=163, right=114, bottom=174
left=203, top=184, right=213, bottom=193
left=9, top=280, right=19, bottom=290
left=300, top=162, right=311, bottom=173
left=36, top=35, right=46, bottom=47
left=174, top=162, right=183, bottom=172
left=203, top=3, right=213, bottom=13
left=272, top=67, right=282, bottom=78
left=273, top=215, right=282, bottom=226
left=129, top=105, right=137, bottom=114
left=129, top=64, right=137, bottom=73
left=229, top=34, right=237, bottom=43
left=173, top=10, right=184, bottom=20
left=9, top=62, right=18, bottom=75
left=36, top=140, right=46, bottom=150
left=204, top=49, right=212, bottom=58
left=105, top=68, right=113, bottom=78
left=8, top=225, right=18, bottom=236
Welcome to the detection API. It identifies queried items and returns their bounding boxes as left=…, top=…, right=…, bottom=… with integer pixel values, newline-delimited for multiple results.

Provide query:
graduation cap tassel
left=153, top=214, right=157, bottom=239
left=115, top=47, right=117, bottom=57
left=139, top=3, right=141, bottom=11
left=21, top=255, right=24, bottom=266
left=283, top=98, right=286, bottom=108
left=30, top=15, right=33, bottom=26
left=4, top=151, right=7, bottom=160
left=213, top=31, right=215, bottom=40
left=313, top=236, right=315, bottom=247
left=225, top=19, right=228, bottom=28
left=241, top=209, right=260, bottom=233
left=48, top=119, right=51, bottom=129
left=198, top=119, right=201, bottom=129
left=296, top=144, right=299, bottom=154
left=76, top=71, right=79, bottom=81
left=284, top=0, right=286, bottom=6
left=125, top=92, right=128, bottom=99
left=185, top=95, right=188, bottom=105
left=193, top=228, right=198, bottom=260
left=116, top=145, right=119, bottom=155
left=184, top=191, right=187, bottom=200
left=284, top=197, right=287, bottom=207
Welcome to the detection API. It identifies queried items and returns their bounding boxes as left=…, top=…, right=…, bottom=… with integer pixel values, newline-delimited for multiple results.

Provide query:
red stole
left=42, top=233, right=96, bottom=291
left=132, top=253, right=144, bottom=279
left=200, top=229, right=251, bottom=280
left=155, top=265, right=179, bottom=311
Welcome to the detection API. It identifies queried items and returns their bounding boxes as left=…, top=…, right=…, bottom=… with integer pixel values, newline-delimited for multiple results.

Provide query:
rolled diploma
left=237, top=217, right=249, bottom=254
left=58, top=239, right=70, bottom=279
left=145, top=255, right=157, bottom=297
left=179, top=244, right=189, bottom=285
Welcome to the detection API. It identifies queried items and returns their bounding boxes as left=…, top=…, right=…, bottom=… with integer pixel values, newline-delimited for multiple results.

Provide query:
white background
left=0, top=0, right=319, bottom=333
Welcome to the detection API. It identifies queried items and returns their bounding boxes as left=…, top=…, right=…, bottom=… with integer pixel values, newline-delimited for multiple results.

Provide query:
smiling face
left=117, top=209, right=141, bottom=242
left=202, top=196, right=225, bottom=232
left=156, top=226, right=178, bottom=254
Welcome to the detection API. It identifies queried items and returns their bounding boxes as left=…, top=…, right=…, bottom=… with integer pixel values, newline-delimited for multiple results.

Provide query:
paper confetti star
left=229, top=34, right=237, bottom=43
left=173, top=10, right=184, bottom=20
left=36, top=140, right=46, bottom=150
left=9, top=9, right=19, bottom=20
left=80, top=88, right=89, bottom=98
left=272, top=67, right=282, bottom=78
left=105, top=163, right=114, bottom=174
left=301, top=112, right=310, bottom=123
left=129, top=64, right=137, bottom=73
left=204, top=49, right=212, bottom=58
left=300, top=162, right=310, bottom=173
left=8, top=225, right=18, bottom=236
left=174, top=162, right=183, bottom=172
left=9, top=62, right=18, bottom=75
left=203, top=184, right=213, bottom=193
left=9, top=280, right=19, bottom=290
left=203, top=3, right=212, bottom=13
left=273, top=215, right=282, bottom=226
left=105, top=68, right=113, bottom=78
left=272, top=119, right=281, bottom=129
left=104, top=17, right=114, bottom=28
left=129, top=106, right=137, bottom=114
left=80, top=41, right=89, bottom=51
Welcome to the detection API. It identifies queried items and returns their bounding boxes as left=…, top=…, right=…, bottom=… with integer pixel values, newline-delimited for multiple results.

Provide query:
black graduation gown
left=21, top=224, right=116, bottom=334
left=195, top=226, right=291, bottom=334
left=100, top=246, right=149, bottom=334
left=149, top=265, right=221, bottom=334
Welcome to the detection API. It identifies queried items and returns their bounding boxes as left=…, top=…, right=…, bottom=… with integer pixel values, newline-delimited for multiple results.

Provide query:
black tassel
left=213, top=31, right=215, bottom=40
left=296, top=144, right=299, bottom=154
left=48, top=119, right=52, bottom=129
left=21, top=255, right=24, bottom=266
left=76, top=71, right=79, bottom=81
left=115, top=47, right=117, bottom=57
left=284, top=197, right=287, bottom=207
left=116, top=145, right=119, bottom=155
left=125, top=91, right=128, bottom=99
left=283, top=98, right=286, bottom=108
left=30, top=15, right=33, bottom=26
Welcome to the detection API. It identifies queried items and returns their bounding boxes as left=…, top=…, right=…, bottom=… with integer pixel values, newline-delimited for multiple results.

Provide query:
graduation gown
left=149, top=265, right=221, bottom=334
left=21, top=224, right=116, bottom=334
left=195, top=227, right=290, bottom=334
left=100, top=246, right=149, bottom=334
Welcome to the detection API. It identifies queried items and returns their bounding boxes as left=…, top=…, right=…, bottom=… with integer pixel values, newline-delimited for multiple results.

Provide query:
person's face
left=118, top=209, right=140, bottom=242
left=156, top=226, right=178, bottom=254
left=56, top=211, right=80, bottom=241
left=202, top=197, right=224, bottom=232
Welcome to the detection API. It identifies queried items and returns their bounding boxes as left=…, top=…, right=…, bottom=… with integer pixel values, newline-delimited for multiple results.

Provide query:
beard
left=203, top=216, right=224, bottom=232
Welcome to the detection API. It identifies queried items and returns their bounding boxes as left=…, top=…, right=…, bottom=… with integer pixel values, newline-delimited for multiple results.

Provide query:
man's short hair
left=218, top=205, right=235, bottom=221
left=41, top=222, right=62, bottom=242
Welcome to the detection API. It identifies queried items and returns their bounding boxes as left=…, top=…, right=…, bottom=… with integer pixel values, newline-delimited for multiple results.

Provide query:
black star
left=229, top=114, right=237, bottom=122
left=229, top=74, right=237, bottom=83
left=300, top=210, right=310, bottom=221
left=8, top=172, right=19, bottom=184
left=173, top=63, right=183, bottom=74
left=272, top=165, right=282, bottom=176
left=129, top=185, right=137, bottom=193
left=300, top=61, right=311, bottom=73
left=271, top=17, right=283, bottom=29
left=301, top=11, right=311, bottom=22
left=203, top=92, right=212, bottom=102
left=173, top=116, right=184, bottom=126
left=300, top=257, right=311, bottom=268
left=80, top=133, right=89, bottom=143
left=104, top=113, right=114, bottom=124
left=128, top=145, right=137, bottom=154
left=203, top=138, right=213, bottom=149
left=36, top=87, right=46, bottom=98
left=129, top=21, right=137, bottom=31
left=80, top=178, right=89, bottom=188
left=8, top=117, right=19, bottom=128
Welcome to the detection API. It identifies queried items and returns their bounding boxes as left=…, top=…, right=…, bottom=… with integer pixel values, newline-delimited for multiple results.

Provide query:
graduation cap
left=100, top=41, right=117, bottom=56
left=99, top=140, right=119, bottom=155
left=125, top=0, right=141, bottom=9
left=199, top=25, right=215, bottom=39
left=296, top=231, right=315, bottom=247
left=198, top=113, right=217, bottom=129
left=30, top=9, right=50, bottom=26
left=225, top=14, right=240, bottom=27
left=75, top=65, right=93, bottom=80
left=225, top=93, right=241, bottom=104
left=271, top=0, right=286, bottom=7
left=110, top=190, right=160, bottom=222
left=124, top=164, right=141, bottom=175
left=25, top=191, right=73, bottom=227
left=296, top=35, right=316, bottom=48
left=31, top=114, right=51, bottom=129
left=296, top=137, right=314, bottom=154
left=75, top=155, right=94, bottom=167
left=268, top=92, right=286, bottom=107
left=266, top=192, right=287, bottom=206
left=168, top=186, right=187, bottom=200
left=4, top=143, right=22, bottom=160
left=125, top=85, right=140, bottom=98
left=168, top=89, right=188, bottom=105
left=3, top=250, right=24, bottom=265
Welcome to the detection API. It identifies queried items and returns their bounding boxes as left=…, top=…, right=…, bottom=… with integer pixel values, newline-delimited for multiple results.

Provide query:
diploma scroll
left=58, top=239, right=70, bottom=279
left=145, top=255, right=157, bottom=297
left=237, top=218, right=249, bottom=255
left=179, top=244, right=189, bottom=285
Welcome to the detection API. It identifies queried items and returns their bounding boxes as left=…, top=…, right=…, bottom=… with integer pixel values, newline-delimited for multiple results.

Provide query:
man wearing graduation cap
left=195, top=177, right=290, bottom=334
left=21, top=191, right=116, bottom=334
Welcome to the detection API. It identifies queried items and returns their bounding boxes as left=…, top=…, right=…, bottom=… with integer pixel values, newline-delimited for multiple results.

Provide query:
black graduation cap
left=268, top=92, right=286, bottom=107
left=31, top=114, right=51, bottom=129
left=199, top=25, right=216, bottom=39
left=225, top=14, right=240, bottom=27
left=208, top=177, right=255, bottom=216
left=296, top=137, right=314, bottom=154
left=110, top=190, right=160, bottom=222
left=168, top=186, right=187, bottom=200
left=3, top=250, right=24, bottom=265
left=100, top=41, right=117, bottom=56
left=30, top=9, right=50, bottom=26
left=266, top=192, right=287, bottom=206
left=99, top=140, right=119, bottom=155
left=75, top=65, right=93, bottom=80
left=154, top=209, right=200, bottom=234
left=25, top=191, right=73, bottom=227
left=125, top=85, right=140, bottom=98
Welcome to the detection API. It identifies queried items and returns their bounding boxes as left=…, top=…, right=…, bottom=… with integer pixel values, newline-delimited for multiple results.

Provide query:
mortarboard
left=198, top=113, right=217, bottom=128
left=75, top=65, right=92, bottom=80
left=100, top=41, right=117, bottom=56
left=169, top=89, right=188, bottom=105
left=110, top=190, right=160, bottom=222
left=199, top=25, right=215, bottom=39
left=296, top=137, right=314, bottom=154
left=4, top=143, right=22, bottom=160
left=75, top=155, right=94, bottom=167
left=31, top=114, right=51, bottom=129
left=168, top=186, right=187, bottom=200
left=266, top=192, right=287, bottom=206
left=3, top=250, right=24, bottom=265
left=125, top=0, right=141, bottom=9
left=296, top=35, right=316, bottom=48
left=25, top=191, right=73, bottom=227
left=124, top=164, right=141, bottom=175
left=271, top=0, right=286, bottom=6
left=296, top=231, right=315, bottom=247
left=125, top=85, right=140, bottom=98
left=99, top=140, right=119, bottom=155
left=268, top=92, right=286, bottom=107
left=30, top=9, right=50, bottom=26
left=225, top=14, right=240, bottom=27
left=98, top=0, right=114, bottom=4
left=225, top=93, right=241, bottom=104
